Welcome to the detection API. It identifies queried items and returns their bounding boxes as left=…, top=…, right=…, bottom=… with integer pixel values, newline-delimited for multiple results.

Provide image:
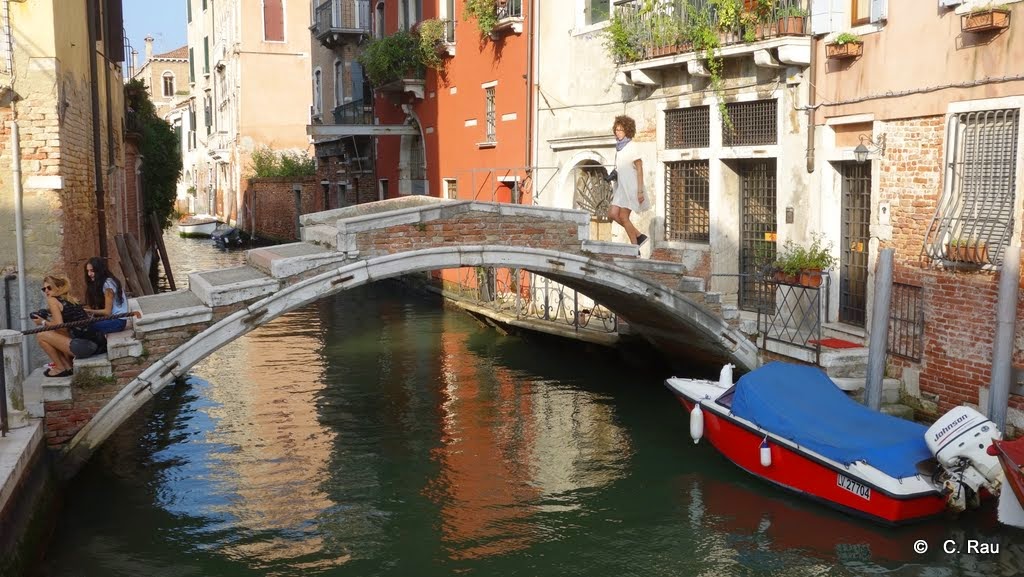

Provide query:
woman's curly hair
left=613, top=115, right=636, bottom=138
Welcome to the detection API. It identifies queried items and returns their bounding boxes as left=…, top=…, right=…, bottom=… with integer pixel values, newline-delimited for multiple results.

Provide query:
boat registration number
left=837, top=474, right=871, bottom=500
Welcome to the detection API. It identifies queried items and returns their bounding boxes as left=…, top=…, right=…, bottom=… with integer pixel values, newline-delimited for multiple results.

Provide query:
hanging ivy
left=464, top=0, right=500, bottom=38
left=124, top=79, right=183, bottom=230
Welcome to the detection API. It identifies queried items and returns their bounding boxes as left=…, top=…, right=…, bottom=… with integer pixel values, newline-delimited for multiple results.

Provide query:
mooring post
left=988, top=244, right=1019, bottom=431
left=1, top=330, right=27, bottom=432
left=865, top=248, right=894, bottom=410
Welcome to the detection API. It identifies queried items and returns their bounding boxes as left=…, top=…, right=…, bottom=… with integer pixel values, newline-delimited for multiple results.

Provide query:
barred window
left=723, top=99, right=777, bottom=146
left=924, top=108, right=1020, bottom=266
left=665, top=106, right=710, bottom=149
left=665, top=160, right=710, bottom=242
left=485, top=86, right=496, bottom=142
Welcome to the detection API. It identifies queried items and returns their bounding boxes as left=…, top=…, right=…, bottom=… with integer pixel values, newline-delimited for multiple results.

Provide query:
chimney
left=131, top=49, right=138, bottom=73
left=144, top=35, right=154, bottom=64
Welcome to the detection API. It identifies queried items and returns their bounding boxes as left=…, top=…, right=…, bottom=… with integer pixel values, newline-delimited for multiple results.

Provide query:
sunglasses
left=41, top=285, right=53, bottom=292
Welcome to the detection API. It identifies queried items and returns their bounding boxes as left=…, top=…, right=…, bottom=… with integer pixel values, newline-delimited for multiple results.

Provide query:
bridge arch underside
left=64, top=246, right=756, bottom=471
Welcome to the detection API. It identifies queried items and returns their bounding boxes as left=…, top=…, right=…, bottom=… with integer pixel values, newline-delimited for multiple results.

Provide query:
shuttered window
left=264, top=0, right=285, bottom=42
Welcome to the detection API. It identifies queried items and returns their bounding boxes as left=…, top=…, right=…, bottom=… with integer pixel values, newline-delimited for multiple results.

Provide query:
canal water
left=34, top=235, right=1024, bottom=576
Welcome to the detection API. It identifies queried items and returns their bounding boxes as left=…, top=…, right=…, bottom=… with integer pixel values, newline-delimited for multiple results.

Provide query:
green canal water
left=31, top=238, right=1024, bottom=577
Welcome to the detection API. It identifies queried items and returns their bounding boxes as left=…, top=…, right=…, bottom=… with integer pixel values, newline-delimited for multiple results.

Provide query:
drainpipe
left=11, top=121, right=29, bottom=371
left=88, top=0, right=109, bottom=258
left=805, top=31, right=816, bottom=174
left=528, top=0, right=540, bottom=206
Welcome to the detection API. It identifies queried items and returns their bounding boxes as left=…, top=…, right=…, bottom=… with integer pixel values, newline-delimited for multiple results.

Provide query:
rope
left=22, top=311, right=142, bottom=336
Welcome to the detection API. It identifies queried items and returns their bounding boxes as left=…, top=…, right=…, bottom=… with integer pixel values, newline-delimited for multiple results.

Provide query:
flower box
left=961, top=9, right=1010, bottom=33
left=777, top=16, right=806, bottom=36
left=826, top=41, right=863, bottom=60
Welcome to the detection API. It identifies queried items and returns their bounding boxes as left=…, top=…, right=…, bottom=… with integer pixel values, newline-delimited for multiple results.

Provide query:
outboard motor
left=925, top=406, right=1004, bottom=511
left=212, top=227, right=241, bottom=250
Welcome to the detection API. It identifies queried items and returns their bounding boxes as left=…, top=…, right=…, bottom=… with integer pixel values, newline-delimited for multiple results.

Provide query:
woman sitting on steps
left=31, top=274, right=87, bottom=378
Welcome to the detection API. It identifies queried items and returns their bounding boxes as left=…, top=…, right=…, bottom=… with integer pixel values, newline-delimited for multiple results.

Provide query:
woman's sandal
left=44, top=368, right=73, bottom=378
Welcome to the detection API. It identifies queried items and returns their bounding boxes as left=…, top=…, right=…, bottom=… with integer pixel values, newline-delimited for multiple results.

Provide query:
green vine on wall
left=124, top=79, right=183, bottom=230
left=685, top=2, right=732, bottom=130
left=464, top=0, right=499, bottom=38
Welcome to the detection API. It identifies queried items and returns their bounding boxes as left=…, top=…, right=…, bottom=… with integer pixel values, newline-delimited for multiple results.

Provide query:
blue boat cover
left=729, top=362, right=931, bottom=479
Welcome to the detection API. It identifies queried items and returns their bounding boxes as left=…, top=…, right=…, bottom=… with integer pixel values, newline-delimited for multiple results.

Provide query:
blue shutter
left=352, top=63, right=365, bottom=102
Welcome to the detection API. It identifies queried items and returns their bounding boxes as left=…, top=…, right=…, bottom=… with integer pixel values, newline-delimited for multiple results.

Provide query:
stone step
left=819, top=347, right=870, bottom=378
left=24, top=366, right=72, bottom=404
left=131, top=289, right=211, bottom=335
left=73, top=354, right=112, bottom=378
left=834, top=376, right=902, bottom=404
left=189, top=264, right=280, bottom=307
left=704, top=291, right=722, bottom=305
left=246, top=241, right=348, bottom=279
left=721, top=304, right=739, bottom=321
left=677, top=276, right=705, bottom=292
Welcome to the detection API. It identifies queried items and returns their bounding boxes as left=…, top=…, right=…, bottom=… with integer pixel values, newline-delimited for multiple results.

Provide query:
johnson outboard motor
left=925, top=406, right=1004, bottom=511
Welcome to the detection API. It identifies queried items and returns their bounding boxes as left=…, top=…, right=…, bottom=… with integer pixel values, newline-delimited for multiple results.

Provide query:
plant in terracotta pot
left=945, top=238, right=990, bottom=264
left=776, top=4, right=807, bottom=36
left=773, top=234, right=836, bottom=287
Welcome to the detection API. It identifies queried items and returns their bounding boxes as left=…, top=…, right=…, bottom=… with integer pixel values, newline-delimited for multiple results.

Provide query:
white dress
left=611, top=141, right=641, bottom=212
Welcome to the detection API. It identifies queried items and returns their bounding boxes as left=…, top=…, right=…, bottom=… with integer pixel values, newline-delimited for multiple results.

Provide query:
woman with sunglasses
left=30, top=275, right=87, bottom=377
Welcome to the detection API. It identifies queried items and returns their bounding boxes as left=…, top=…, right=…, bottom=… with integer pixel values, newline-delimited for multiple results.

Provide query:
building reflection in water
left=188, top=306, right=349, bottom=572
left=429, top=312, right=631, bottom=561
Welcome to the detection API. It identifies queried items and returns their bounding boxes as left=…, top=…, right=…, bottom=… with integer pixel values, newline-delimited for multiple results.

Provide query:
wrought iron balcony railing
left=314, top=0, right=371, bottom=46
left=333, top=98, right=374, bottom=125
left=612, top=0, right=810, bottom=65
left=497, top=0, right=523, bottom=20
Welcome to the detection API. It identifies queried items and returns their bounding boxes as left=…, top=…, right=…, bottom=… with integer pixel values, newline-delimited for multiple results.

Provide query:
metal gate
left=739, top=159, right=777, bottom=311
left=840, top=162, right=871, bottom=326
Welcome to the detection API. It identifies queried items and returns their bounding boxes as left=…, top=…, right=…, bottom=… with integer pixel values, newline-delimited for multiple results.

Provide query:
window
left=202, top=0, right=207, bottom=9
left=485, top=86, right=496, bottom=142
left=722, top=99, right=777, bottom=146
left=665, top=106, right=710, bottom=149
left=313, top=68, right=323, bottom=114
left=189, top=47, right=195, bottom=82
left=187, top=0, right=192, bottom=23
left=665, top=161, right=711, bottom=242
left=264, top=0, right=285, bottom=42
left=399, top=0, right=422, bottom=31
left=587, top=0, right=611, bottom=26
left=203, top=36, right=209, bottom=74
left=162, top=72, right=175, bottom=97
left=204, top=94, right=212, bottom=134
left=352, top=62, right=366, bottom=101
left=851, top=0, right=871, bottom=25
left=375, top=2, right=385, bottom=38
left=925, top=108, right=1020, bottom=266
left=444, top=178, right=458, bottom=199
left=334, top=60, right=344, bottom=106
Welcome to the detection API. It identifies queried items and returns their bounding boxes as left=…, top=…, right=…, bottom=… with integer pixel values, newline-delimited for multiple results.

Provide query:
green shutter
left=189, top=47, right=194, bottom=82
left=187, top=0, right=192, bottom=23
left=203, top=37, right=209, bottom=73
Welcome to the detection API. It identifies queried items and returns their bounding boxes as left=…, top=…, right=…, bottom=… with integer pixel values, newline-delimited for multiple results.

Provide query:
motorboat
left=177, top=214, right=220, bottom=237
left=666, top=362, right=1006, bottom=525
left=989, top=437, right=1024, bottom=528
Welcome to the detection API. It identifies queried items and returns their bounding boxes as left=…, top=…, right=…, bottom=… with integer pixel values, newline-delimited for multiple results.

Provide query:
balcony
left=376, top=68, right=426, bottom=100
left=313, top=0, right=371, bottom=48
left=493, top=0, right=524, bottom=37
left=612, top=0, right=811, bottom=77
left=333, top=99, right=374, bottom=125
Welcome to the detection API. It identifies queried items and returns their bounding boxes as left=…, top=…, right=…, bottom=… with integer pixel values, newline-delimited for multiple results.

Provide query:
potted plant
left=604, top=14, right=642, bottom=63
left=945, top=238, right=990, bottom=264
left=773, top=234, right=836, bottom=288
left=776, top=4, right=807, bottom=36
left=464, top=0, right=500, bottom=37
left=417, top=18, right=451, bottom=66
left=650, top=11, right=684, bottom=56
left=826, top=32, right=863, bottom=59
left=962, top=4, right=1011, bottom=33
left=356, top=31, right=425, bottom=86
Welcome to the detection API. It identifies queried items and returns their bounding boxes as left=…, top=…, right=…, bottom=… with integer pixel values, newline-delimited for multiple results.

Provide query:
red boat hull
left=678, top=397, right=947, bottom=525
left=992, top=438, right=1024, bottom=507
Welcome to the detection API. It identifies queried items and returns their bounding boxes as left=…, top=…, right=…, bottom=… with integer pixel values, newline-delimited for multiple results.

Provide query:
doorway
left=839, top=162, right=871, bottom=326
left=738, top=159, right=777, bottom=312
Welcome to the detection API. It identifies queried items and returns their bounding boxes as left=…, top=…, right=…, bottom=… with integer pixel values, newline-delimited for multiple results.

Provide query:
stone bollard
left=0, top=329, right=27, bottom=429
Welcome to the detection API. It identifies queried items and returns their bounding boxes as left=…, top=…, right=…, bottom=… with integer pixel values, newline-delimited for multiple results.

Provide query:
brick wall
left=879, top=115, right=1024, bottom=417
left=242, top=176, right=322, bottom=241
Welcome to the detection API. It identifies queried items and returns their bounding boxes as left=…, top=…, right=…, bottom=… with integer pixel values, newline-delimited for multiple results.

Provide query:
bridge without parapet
left=19, top=196, right=758, bottom=476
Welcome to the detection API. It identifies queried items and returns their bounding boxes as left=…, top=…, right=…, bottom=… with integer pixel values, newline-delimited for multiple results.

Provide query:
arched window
left=334, top=60, right=344, bottom=107
left=313, top=68, right=323, bottom=114
left=375, top=2, right=385, bottom=39
left=162, top=71, right=175, bottom=98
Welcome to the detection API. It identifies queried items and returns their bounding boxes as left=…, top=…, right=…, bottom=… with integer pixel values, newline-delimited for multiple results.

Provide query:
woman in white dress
left=608, top=115, right=646, bottom=246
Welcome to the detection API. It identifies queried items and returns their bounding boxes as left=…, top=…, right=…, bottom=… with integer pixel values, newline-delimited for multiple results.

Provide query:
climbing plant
left=685, top=1, right=732, bottom=130
left=124, top=79, right=183, bottom=230
left=417, top=18, right=449, bottom=70
left=464, top=0, right=500, bottom=37
left=357, top=31, right=424, bottom=86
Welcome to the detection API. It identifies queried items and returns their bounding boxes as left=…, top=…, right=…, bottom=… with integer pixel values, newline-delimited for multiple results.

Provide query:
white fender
left=690, top=404, right=704, bottom=444
left=718, top=363, right=735, bottom=388
left=760, top=437, right=772, bottom=467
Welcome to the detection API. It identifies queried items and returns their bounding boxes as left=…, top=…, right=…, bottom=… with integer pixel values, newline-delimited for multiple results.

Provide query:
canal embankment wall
left=1, top=421, right=58, bottom=577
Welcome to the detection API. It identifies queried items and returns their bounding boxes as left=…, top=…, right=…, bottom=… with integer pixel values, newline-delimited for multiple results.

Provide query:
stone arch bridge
left=30, top=196, right=758, bottom=475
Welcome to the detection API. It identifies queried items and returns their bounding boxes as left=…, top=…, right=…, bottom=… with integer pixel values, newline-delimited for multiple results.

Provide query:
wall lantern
left=854, top=133, right=887, bottom=163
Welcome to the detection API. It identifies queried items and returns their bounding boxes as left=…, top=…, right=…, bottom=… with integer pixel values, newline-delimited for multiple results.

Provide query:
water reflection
left=37, top=235, right=1024, bottom=576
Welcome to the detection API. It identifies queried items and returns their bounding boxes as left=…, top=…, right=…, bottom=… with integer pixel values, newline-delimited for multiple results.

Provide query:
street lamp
left=854, top=133, right=887, bottom=163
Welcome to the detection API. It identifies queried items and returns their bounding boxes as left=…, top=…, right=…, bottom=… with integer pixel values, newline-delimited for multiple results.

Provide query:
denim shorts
left=91, top=318, right=127, bottom=334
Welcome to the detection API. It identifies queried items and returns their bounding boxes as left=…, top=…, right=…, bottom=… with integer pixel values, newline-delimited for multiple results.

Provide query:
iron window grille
left=887, top=283, right=924, bottom=362
left=485, top=86, right=496, bottom=143
left=723, top=99, right=778, bottom=147
left=665, top=106, right=710, bottom=149
left=924, top=108, right=1020, bottom=268
left=665, top=160, right=710, bottom=242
